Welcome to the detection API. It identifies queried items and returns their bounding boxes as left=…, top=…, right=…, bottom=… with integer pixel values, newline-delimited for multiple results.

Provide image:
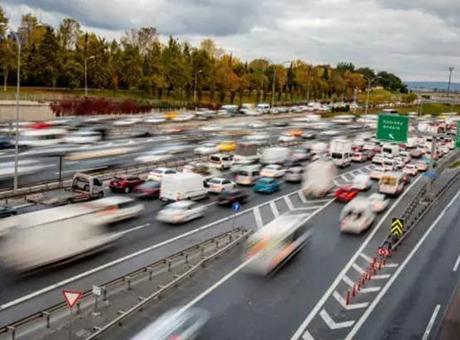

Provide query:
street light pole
left=84, top=55, right=95, bottom=97
left=448, top=67, right=454, bottom=113
left=193, top=70, right=202, bottom=104
left=271, top=67, right=276, bottom=108
left=12, top=32, right=21, bottom=192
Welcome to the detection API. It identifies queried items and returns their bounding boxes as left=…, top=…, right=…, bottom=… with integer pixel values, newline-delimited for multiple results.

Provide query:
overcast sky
left=3, top=0, right=460, bottom=81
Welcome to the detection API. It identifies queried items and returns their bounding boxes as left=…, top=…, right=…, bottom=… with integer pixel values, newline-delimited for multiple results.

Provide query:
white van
left=260, top=147, right=290, bottom=164
left=235, top=165, right=261, bottom=186
left=382, top=143, right=400, bottom=158
left=160, top=173, right=208, bottom=201
left=256, top=103, right=270, bottom=114
left=378, top=172, right=405, bottom=196
left=208, top=153, right=233, bottom=170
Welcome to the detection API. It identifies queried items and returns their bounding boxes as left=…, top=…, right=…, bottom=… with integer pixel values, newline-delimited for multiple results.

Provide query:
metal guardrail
left=0, top=228, right=250, bottom=339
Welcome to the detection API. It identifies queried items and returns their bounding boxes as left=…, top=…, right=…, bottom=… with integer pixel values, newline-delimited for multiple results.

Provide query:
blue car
left=254, top=177, right=281, bottom=194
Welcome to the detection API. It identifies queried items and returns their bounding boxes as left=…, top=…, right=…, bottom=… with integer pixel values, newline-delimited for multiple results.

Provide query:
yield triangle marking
left=63, top=290, right=83, bottom=308
left=320, top=308, right=355, bottom=330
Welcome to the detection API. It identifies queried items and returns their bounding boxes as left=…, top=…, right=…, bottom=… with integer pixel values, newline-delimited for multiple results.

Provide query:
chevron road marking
left=253, top=207, right=263, bottom=229
left=320, top=309, right=355, bottom=330
left=333, top=291, right=369, bottom=310
left=270, top=201, right=280, bottom=217
left=284, top=196, right=294, bottom=210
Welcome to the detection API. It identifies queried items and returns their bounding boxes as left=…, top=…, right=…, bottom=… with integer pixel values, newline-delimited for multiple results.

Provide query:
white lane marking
left=290, top=174, right=424, bottom=340
left=344, top=173, right=354, bottom=181
left=284, top=196, right=294, bottom=210
left=422, top=304, right=441, bottom=340
left=319, top=309, right=355, bottom=330
left=298, top=191, right=307, bottom=203
left=342, top=275, right=354, bottom=288
left=309, top=199, right=331, bottom=204
left=270, top=201, right=280, bottom=217
left=340, top=174, right=348, bottom=182
left=371, top=274, right=391, bottom=280
left=358, top=168, right=366, bottom=174
left=293, top=206, right=324, bottom=211
left=352, top=263, right=365, bottom=275
left=253, top=207, right=263, bottom=229
left=333, top=180, right=341, bottom=187
left=178, top=257, right=254, bottom=314
left=385, top=263, right=398, bottom=268
left=359, top=252, right=373, bottom=263
left=13, top=203, right=34, bottom=209
left=302, top=330, right=315, bottom=340
left=119, top=223, right=151, bottom=235
left=453, top=252, right=460, bottom=272
left=346, top=190, right=460, bottom=340
left=333, top=291, right=369, bottom=310
left=360, top=286, right=381, bottom=293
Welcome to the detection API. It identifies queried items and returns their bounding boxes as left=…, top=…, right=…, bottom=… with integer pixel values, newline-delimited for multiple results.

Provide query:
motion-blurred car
left=133, top=180, right=161, bottom=199
left=217, top=189, right=249, bottom=205
left=90, top=196, right=145, bottom=224
left=109, top=175, right=144, bottom=193
left=340, top=198, right=376, bottom=234
left=206, top=177, right=235, bottom=193
left=416, top=161, right=428, bottom=172
left=301, top=132, right=316, bottom=140
left=156, top=201, right=206, bottom=224
left=64, top=130, right=102, bottom=144
left=278, top=135, right=298, bottom=143
left=351, top=174, right=372, bottom=191
left=368, top=193, right=389, bottom=213
left=260, top=164, right=286, bottom=178
left=335, top=184, right=360, bottom=202
left=372, top=155, right=384, bottom=164
left=254, top=178, right=281, bottom=193
left=403, top=163, right=418, bottom=176
left=217, top=140, right=236, bottom=152
left=147, top=168, right=178, bottom=182
left=0, top=205, right=16, bottom=218
left=285, top=167, right=304, bottom=182
left=131, top=308, right=209, bottom=340
left=291, top=148, right=310, bottom=162
left=183, top=162, right=213, bottom=177
left=135, top=151, right=173, bottom=164
left=193, top=143, right=219, bottom=155
left=352, top=152, right=368, bottom=162
left=409, top=148, right=423, bottom=159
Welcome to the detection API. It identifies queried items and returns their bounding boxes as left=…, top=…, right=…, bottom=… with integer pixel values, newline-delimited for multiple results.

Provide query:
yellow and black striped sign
left=391, top=218, right=404, bottom=238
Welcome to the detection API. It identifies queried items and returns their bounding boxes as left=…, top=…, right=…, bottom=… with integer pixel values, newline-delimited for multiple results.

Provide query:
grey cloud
left=3, top=0, right=268, bottom=35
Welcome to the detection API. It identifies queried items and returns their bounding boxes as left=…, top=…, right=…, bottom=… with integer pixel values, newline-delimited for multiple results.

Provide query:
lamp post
left=447, top=67, right=454, bottom=113
left=271, top=61, right=290, bottom=108
left=84, top=55, right=95, bottom=97
left=193, top=69, right=203, bottom=104
left=364, top=76, right=380, bottom=116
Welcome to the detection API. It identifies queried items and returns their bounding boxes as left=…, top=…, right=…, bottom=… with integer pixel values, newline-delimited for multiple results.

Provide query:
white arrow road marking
left=270, top=201, right=280, bottom=217
left=320, top=309, right=355, bottom=330
left=284, top=196, right=294, bottom=210
left=333, top=291, right=369, bottom=310
left=302, top=331, right=315, bottom=340
left=253, top=207, right=263, bottom=229
left=352, top=263, right=365, bottom=275
left=298, top=191, right=307, bottom=203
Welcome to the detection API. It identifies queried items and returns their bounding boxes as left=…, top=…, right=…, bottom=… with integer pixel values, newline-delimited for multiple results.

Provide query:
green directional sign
left=456, top=121, right=460, bottom=149
left=377, top=114, right=409, bottom=143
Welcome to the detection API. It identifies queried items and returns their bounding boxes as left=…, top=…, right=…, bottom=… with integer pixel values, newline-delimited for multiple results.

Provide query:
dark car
left=109, top=175, right=144, bottom=193
left=302, top=132, right=316, bottom=140
left=217, top=189, right=249, bottom=205
left=133, top=180, right=161, bottom=199
left=274, top=121, right=289, bottom=127
left=0, top=205, right=16, bottom=218
left=0, top=136, right=12, bottom=149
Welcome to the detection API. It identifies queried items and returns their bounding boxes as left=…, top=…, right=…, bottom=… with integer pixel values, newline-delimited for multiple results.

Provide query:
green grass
left=396, top=103, right=460, bottom=116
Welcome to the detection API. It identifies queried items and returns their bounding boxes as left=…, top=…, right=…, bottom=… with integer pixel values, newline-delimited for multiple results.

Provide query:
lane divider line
left=298, top=191, right=308, bottom=203
left=119, top=223, right=151, bottom=235
left=302, top=330, right=315, bottom=340
left=270, top=201, right=280, bottom=217
left=352, top=263, right=365, bottom=275
left=342, top=275, right=355, bottom=288
left=253, top=207, right=263, bottom=229
left=359, top=253, right=372, bottom=263
left=284, top=196, right=294, bottom=210
left=422, top=304, right=441, bottom=340
left=371, top=274, right=391, bottom=280
left=453, top=252, right=460, bottom=272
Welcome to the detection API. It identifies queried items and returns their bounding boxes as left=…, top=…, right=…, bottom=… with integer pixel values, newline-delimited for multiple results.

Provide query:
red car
left=133, top=180, right=161, bottom=199
left=109, top=175, right=144, bottom=193
left=335, top=184, right=360, bottom=202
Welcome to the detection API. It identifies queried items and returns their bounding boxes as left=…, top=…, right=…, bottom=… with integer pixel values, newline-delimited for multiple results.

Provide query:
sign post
left=63, top=290, right=83, bottom=340
left=231, top=201, right=241, bottom=238
left=376, top=114, right=409, bottom=143
left=456, top=121, right=460, bottom=149
left=92, top=285, right=102, bottom=314
left=391, top=218, right=404, bottom=239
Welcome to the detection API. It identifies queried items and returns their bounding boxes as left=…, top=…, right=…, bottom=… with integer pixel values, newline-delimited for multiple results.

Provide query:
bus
left=244, top=213, right=311, bottom=275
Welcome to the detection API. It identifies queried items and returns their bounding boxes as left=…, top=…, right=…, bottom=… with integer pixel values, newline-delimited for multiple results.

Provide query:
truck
left=302, top=160, right=337, bottom=197
left=27, top=173, right=104, bottom=206
left=329, top=139, right=352, bottom=167
left=260, top=147, right=290, bottom=164
left=233, top=142, right=259, bottom=165
left=382, top=143, right=400, bottom=158
left=160, top=173, right=208, bottom=201
left=0, top=206, right=121, bottom=272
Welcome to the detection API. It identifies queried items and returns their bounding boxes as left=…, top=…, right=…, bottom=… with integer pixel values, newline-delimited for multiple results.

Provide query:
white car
left=340, top=198, right=376, bottom=234
left=403, top=163, right=418, bottom=176
left=351, top=174, right=371, bottom=191
left=416, top=161, right=428, bottom=172
left=260, top=164, right=286, bottom=178
left=398, top=151, right=411, bottom=164
left=370, top=165, right=386, bottom=180
left=368, top=193, right=390, bottom=213
left=278, top=135, right=297, bottom=143
left=147, top=168, right=178, bottom=181
left=194, top=143, right=219, bottom=155
left=64, top=130, right=102, bottom=144
left=91, top=196, right=144, bottom=224
left=352, top=152, right=367, bottom=162
left=372, top=155, right=384, bottom=164
left=156, top=201, right=206, bottom=224
left=392, top=157, right=405, bottom=169
left=206, top=177, right=235, bottom=193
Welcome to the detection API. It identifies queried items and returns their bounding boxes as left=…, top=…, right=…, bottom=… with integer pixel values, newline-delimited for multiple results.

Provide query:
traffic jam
left=0, top=109, right=457, bottom=275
